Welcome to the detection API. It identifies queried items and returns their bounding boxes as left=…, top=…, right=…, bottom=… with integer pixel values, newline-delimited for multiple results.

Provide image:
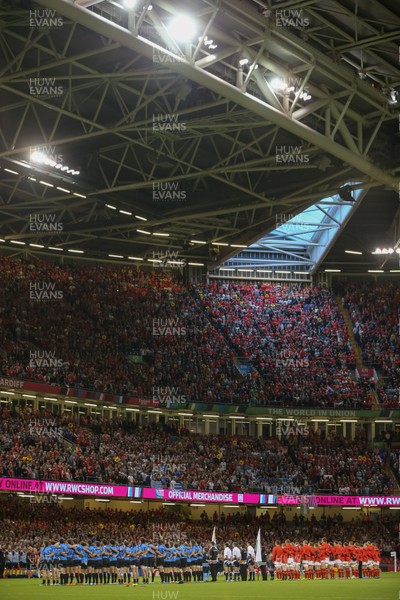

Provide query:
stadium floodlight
left=31, top=150, right=80, bottom=176
left=122, top=0, right=136, bottom=9
left=270, top=77, right=288, bottom=91
left=168, top=15, right=197, bottom=43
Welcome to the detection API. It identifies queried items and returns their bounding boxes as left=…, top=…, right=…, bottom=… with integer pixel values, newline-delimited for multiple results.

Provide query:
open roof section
left=210, top=185, right=364, bottom=280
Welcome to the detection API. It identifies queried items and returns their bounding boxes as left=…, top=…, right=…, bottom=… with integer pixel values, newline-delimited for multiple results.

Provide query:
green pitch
left=1, top=575, right=399, bottom=600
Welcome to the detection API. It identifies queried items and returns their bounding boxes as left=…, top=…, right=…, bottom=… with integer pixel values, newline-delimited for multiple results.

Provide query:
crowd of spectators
left=0, top=496, right=398, bottom=567
left=0, top=257, right=386, bottom=409
left=0, top=407, right=393, bottom=495
left=286, top=431, right=393, bottom=496
left=0, top=256, right=261, bottom=405
left=194, top=281, right=372, bottom=409
left=0, top=257, right=397, bottom=410
left=342, top=284, right=400, bottom=408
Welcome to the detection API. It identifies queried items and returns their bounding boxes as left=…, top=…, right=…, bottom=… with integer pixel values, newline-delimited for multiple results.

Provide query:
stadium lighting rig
left=270, top=77, right=312, bottom=101
left=373, top=247, right=400, bottom=254
left=30, top=150, right=80, bottom=176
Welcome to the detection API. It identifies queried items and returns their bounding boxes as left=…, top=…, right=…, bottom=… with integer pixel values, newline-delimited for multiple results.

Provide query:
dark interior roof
left=0, top=0, right=398, bottom=274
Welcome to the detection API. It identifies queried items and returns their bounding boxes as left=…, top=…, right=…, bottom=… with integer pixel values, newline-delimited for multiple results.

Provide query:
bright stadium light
left=123, top=0, right=137, bottom=8
left=168, top=15, right=196, bottom=42
left=270, top=78, right=288, bottom=91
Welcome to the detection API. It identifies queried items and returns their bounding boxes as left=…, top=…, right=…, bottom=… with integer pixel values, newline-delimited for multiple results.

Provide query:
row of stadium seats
left=0, top=409, right=394, bottom=494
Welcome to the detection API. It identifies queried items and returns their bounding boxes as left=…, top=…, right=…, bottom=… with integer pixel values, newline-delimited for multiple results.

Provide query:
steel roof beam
left=34, top=0, right=399, bottom=193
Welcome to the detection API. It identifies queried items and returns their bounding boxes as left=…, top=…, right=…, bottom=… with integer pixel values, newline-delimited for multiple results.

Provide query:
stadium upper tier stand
left=1, top=256, right=395, bottom=409
left=0, top=257, right=261, bottom=405
left=0, top=410, right=394, bottom=495
left=342, top=284, right=400, bottom=408
left=194, top=282, right=372, bottom=409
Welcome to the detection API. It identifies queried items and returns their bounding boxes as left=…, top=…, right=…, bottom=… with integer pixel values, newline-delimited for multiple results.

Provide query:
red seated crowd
left=342, top=284, right=400, bottom=408
left=195, top=281, right=373, bottom=409
left=0, top=256, right=385, bottom=409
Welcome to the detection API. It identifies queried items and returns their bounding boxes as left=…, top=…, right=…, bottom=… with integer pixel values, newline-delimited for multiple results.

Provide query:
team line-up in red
left=271, top=540, right=381, bottom=579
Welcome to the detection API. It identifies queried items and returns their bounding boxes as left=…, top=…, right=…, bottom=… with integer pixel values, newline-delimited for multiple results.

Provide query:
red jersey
left=281, top=543, right=296, bottom=563
left=272, top=545, right=283, bottom=562
left=301, top=544, right=314, bottom=561
left=332, top=544, right=343, bottom=560
left=319, top=542, right=332, bottom=560
left=341, top=546, right=351, bottom=562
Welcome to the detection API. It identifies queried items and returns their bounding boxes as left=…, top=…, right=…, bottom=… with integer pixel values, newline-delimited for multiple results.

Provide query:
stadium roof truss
left=0, top=0, right=398, bottom=271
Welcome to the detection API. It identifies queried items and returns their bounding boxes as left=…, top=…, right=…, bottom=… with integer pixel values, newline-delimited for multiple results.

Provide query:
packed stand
left=194, top=282, right=372, bottom=409
left=342, top=283, right=400, bottom=408
left=0, top=256, right=262, bottom=404
left=0, top=408, right=393, bottom=495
